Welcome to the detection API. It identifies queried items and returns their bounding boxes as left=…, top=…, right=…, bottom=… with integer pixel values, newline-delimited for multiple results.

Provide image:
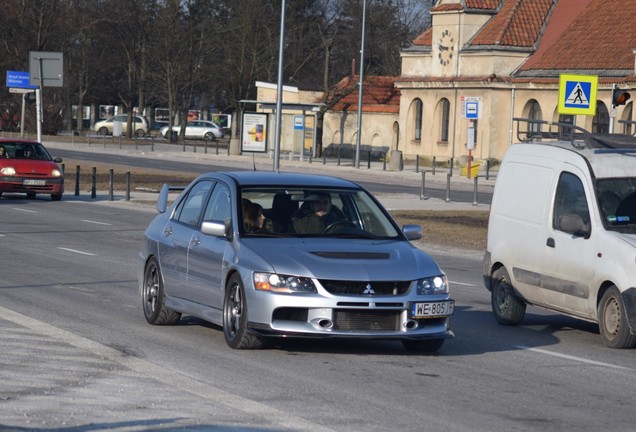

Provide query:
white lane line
left=57, top=247, right=96, bottom=256
left=0, top=305, right=336, bottom=432
left=515, top=345, right=632, bottom=371
left=450, top=280, right=475, bottom=287
left=12, top=208, right=37, bottom=213
left=81, top=219, right=112, bottom=226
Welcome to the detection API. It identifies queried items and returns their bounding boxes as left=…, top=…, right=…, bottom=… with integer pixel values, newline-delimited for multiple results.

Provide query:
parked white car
left=483, top=118, right=636, bottom=349
left=93, top=114, right=149, bottom=137
left=160, top=120, right=224, bottom=141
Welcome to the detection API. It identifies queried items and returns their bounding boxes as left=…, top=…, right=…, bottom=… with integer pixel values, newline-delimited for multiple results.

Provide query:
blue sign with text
left=6, top=71, right=38, bottom=89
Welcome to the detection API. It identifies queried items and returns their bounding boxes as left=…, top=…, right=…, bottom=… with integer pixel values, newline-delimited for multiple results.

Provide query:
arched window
left=414, top=99, right=423, bottom=141
left=440, top=98, right=450, bottom=142
left=593, top=102, right=609, bottom=134
left=619, top=102, right=633, bottom=135
left=528, top=100, right=542, bottom=135
left=558, top=114, right=575, bottom=139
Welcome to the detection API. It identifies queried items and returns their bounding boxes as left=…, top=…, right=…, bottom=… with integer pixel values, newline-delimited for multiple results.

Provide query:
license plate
left=23, top=179, right=46, bottom=186
left=411, top=301, right=454, bottom=318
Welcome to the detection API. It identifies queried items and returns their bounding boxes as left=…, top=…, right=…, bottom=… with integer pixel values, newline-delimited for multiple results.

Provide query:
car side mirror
left=201, top=220, right=231, bottom=239
left=402, top=224, right=422, bottom=241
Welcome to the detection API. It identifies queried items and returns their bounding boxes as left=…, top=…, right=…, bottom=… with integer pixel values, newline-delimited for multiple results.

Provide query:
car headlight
left=416, top=275, right=449, bottom=295
left=253, top=272, right=317, bottom=294
left=1, top=167, right=16, bottom=175
left=52, top=169, right=62, bottom=177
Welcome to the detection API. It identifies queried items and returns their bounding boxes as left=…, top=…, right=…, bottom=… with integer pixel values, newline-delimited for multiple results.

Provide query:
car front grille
left=319, top=280, right=411, bottom=296
left=334, top=309, right=401, bottom=331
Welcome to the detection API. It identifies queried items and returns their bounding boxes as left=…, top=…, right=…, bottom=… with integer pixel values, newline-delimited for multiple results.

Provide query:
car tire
left=135, top=129, right=146, bottom=137
left=223, top=273, right=265, bottom=349
left=97, top=127, right=109, bottom=136
left=204, top=132, right=216, bottom=141
left=598, top=286, right=636, bottom=348
left=491, top=267, right=526, bottom=325
left=51, top=193, right=62, bottom=201
left=142, top=257, right=181, bottom=325
left=402, top=338, right=445, bottom=352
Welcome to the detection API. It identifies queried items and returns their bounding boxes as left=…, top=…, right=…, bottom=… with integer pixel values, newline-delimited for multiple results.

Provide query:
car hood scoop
left=310, top=251, right=390, bottom=259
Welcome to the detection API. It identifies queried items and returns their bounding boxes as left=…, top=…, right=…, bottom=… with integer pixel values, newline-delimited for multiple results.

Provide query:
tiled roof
left=470, top=0, right=553, bottom=48
left=431, top=0, right=500, bottom=12
left=326, top=76, right=400, bottom=114
left=411, top=0, right=636, bottom=78
left=412, top=27, right=432, bottom=46
left=519, top=0, right=636, bottom=72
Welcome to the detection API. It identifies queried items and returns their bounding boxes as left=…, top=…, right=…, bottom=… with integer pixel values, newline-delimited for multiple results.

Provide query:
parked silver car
left=160, top=120, right=224, bottom=140
left=138, top=172, right=454, bottom=351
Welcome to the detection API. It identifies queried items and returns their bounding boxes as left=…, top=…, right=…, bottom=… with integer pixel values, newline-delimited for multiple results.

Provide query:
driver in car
left=288, top=192, right=346, bottom=234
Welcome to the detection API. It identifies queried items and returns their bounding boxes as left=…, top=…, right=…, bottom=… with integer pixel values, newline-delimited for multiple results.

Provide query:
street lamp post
left=273, top=0, right=286, bottom=172
left=354, top=0, right=367, bottom=169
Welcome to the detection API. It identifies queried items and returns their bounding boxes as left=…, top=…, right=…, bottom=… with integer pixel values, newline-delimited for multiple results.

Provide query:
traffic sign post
left=5, top=71, right=38, bottom=138
left=558, top=73, right=598, bottom=116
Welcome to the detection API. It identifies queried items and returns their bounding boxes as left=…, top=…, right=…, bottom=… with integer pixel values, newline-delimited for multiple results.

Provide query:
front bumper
left=0, top=177, right=64, bottom=194
left=246, top=289, right=455, bottom=341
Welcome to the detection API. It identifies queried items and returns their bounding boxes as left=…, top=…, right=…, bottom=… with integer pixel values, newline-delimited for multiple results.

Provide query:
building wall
left=322, top=110, right=397, bottom=158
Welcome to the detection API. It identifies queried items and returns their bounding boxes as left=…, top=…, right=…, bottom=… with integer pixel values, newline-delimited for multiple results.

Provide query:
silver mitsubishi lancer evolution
left=138, top=171, right=454, bottom=351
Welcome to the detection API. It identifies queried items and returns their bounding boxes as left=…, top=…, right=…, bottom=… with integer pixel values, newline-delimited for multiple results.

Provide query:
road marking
left=12, top=207, right=37, bottom=213
left=515, top=345, right=632, bottom=371
left=450, top=280, right=475, bottom=287
left=81, top=219, right=112, bottom=226
left=0, top=305, right=336, bottom=432
left=58, top=247, right=96, bottom=256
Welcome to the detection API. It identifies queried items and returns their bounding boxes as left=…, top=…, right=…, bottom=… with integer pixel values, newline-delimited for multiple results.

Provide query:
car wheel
left=598, top=286, right=636, bottom=348
left=223, top=273, right=265, bottom=349
left=135, top=129, right=146, bottom=137
left=97, top=127, right=109, bottom=136
left=204, top=132, right=216, bottom=141
left=142, top=257, right=181, bottom=325
left=26, top=192, right=36, bottom=199
left=51, top=193, right=62, bottom=201
left=402, top=338, right=445, bottom=352
left=491, top=267, right=526, bottom=325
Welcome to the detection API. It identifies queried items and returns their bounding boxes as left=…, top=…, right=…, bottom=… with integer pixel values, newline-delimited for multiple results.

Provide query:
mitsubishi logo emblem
left=362, top=283, right=375, bottom=295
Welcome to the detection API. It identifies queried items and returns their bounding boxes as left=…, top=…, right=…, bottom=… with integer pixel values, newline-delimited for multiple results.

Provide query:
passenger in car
left=289, top=192, right=346, bottom=234
left=0, top=146, right=7, bottom=158
left=243, top=202, right=271, bottom=233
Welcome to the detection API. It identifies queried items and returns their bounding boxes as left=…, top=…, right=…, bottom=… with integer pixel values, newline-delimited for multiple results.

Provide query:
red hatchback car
left=0, top=139, right=64, bottom=201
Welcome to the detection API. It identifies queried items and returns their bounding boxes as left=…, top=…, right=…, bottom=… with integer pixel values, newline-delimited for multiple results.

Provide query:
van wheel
left=491, top=267, right=526, bottom=325
left=598, top=286, right=636, bottom=348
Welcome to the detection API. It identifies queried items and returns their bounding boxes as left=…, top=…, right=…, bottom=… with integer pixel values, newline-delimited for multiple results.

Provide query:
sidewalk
left=43, top=138, right=495, bottom=212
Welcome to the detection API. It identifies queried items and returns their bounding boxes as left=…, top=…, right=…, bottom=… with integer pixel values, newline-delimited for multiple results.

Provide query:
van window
left=553, top=172, right=590, bottom=233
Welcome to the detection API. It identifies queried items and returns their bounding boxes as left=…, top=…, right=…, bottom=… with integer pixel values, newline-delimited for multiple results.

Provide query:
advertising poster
left=154, top=108, right=169, bottom=123
left=187, top=110, right=201, bottom=121
left=99, top=105, right=115, bottom=119
left=242, top=112, right=267, bottom=152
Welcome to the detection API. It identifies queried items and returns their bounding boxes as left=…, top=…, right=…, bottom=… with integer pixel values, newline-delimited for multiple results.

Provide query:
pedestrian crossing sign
left=558, top=73, right=598, bottom=115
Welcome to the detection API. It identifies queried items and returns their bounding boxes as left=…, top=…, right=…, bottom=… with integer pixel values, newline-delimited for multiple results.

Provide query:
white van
left=483, top=120, right=636, bottom=348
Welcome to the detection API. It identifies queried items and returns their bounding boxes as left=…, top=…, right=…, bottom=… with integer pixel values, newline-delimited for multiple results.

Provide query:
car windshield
left=596, top=177, right=636, bottom=233
left=240, top=187, right=401, bottom=239
left=0, top=142, right=52, bottom=161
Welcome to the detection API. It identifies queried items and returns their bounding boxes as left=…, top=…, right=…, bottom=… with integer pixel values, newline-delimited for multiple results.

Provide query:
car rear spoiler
left=156, top=183, right=186, bottom=213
